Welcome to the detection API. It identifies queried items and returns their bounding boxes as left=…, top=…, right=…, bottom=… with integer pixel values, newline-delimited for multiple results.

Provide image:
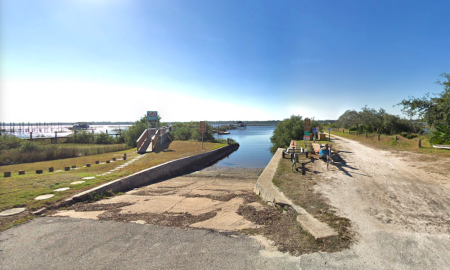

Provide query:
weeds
left=0, top=144, right=130, bottom=165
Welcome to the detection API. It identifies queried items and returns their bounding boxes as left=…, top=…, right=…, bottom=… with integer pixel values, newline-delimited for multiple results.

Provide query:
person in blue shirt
left=318, top=144, right=330, bottom=160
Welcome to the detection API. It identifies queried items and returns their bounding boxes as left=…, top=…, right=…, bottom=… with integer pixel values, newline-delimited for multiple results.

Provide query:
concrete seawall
left=254, top=148, right=338, bottom=239
left=69, top=144, right=239, bottom=201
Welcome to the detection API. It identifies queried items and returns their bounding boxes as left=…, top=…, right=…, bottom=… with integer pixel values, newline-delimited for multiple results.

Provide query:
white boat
left=432, top=145, right=450, bottom=150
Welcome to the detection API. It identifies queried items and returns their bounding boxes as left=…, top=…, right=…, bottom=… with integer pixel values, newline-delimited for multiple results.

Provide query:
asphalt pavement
left=0, top=217, right=301, bottom=270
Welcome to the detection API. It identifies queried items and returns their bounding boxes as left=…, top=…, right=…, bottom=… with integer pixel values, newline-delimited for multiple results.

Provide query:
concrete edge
left=67, top=144, right=239, bottom=202
left=253, top=148, right=338, bottom=239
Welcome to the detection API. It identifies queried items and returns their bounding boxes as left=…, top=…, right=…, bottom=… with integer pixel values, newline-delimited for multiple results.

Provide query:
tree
left=337, top=110, right=361, bottom=129
left=270, top=115, right=304, bottom=153
left=398, top=73, right=450, bottom=127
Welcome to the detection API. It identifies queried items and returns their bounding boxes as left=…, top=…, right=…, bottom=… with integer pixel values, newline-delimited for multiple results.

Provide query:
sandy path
left=299, top=135, right=450, bottom=269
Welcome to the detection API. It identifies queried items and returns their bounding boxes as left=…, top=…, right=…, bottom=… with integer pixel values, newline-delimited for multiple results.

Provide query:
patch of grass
left=0, top=143, right=131, bottom=165
left=263, top=156, right=353, bottom=254
left=0, top=212, right=35, bottom=232
left=0, top=141, right=225, bottom=231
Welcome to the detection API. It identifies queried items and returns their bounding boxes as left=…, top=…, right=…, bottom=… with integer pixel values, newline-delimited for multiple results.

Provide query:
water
left=213, top=126, right=275, bottom=168
left=3, top=125, right=130, bottom=139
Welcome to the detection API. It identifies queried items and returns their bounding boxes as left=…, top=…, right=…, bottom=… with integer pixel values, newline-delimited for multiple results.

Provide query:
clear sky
left=1, top=0, right=449, bottom=123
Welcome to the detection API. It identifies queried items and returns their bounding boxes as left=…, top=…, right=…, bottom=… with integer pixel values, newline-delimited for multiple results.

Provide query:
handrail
left=137, top=126, right=172, bottom=153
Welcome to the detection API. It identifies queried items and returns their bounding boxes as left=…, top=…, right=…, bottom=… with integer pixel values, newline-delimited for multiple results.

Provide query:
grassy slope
left=0, top=141, right=225, bottom=212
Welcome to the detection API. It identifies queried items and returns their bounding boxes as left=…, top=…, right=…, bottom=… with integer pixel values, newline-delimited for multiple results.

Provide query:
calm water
left=213, top=126, right=275, bottom=168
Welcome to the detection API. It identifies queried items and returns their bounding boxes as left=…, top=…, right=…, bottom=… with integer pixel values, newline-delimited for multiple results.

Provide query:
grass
left=0, top=143, right=131, bottom=165
left=0, top=140, right=226, bottom=231
left=330, top=129, right=450, bottom=158
left=267, top=151, right=353, bottom=254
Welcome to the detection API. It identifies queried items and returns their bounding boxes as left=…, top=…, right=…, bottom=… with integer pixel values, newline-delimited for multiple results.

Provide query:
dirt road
left=300, top=135, right=450, bottom=269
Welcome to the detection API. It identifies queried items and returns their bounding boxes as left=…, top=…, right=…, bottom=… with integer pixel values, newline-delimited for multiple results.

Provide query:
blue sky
left=1, top=0, right=449, bottom=122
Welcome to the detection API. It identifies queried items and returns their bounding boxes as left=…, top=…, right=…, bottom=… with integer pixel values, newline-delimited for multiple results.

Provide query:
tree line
left=270, top=73, right=450, bottom=150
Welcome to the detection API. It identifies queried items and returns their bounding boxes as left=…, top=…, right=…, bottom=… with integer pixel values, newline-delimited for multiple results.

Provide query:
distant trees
left=172, top=122, right=215, bottom=141
left=335, top=106, right=416, bottom=135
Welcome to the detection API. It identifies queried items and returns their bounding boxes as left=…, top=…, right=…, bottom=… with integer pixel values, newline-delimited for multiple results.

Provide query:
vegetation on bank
left=0, top=141, right=225, bottom=231
left=270, top=115, right=320, bottom=153
left=0, top=134, right=130, bottom=166
left=333, top=73, right=450, bottom=144
left=171, top=122, right=215, bottom=141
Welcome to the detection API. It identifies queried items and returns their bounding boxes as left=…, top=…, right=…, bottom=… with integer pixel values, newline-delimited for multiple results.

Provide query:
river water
left=213, top=126, right=275, bottom=168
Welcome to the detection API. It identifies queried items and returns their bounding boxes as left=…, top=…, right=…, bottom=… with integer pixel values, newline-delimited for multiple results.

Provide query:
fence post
left=418, top=139, right=422, bottom=148
left=365, top=133, right=368, bottom=138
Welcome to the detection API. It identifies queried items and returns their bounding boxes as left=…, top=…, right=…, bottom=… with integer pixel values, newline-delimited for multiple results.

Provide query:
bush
left=174, top=127, right=191, bottom=140
left=65, top=131, right=94, bottom=144
left=95, top=132, right=114, bottom=144
left=227, top=138, right=238, bottom=145
left=172, top=122, right=215, bottom=142
left=270, top=115, right=319, bottom=153
left=19, top=141, right=43, bottom=152
left=0, top=144, right=130, bottom=165
left=0, top=134, right=23, bottom=150
left=430, top=125, right=450, bottom=145
left=406, top=134, right=418, bottom=139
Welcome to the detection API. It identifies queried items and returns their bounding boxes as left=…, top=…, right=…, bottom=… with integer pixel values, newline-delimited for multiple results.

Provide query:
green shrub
left=406, top=134, right=418, bottom=139
left=0, top=134, right=22, bottom=150
left=0, top=144, right=130, bottom=165
left=174, top=127, right=191, bottom=140
left=227, top=138, right=238, bottom=145
left=65, top=131, right=94, bottom=143
left=19, top=141, right=43, bottom=152
left=430, top=125, right=450, bottom=144
left=95, top=132, right=114, bottom=144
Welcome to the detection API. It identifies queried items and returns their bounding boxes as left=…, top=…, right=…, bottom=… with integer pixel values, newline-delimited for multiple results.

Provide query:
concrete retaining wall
left=69, top=144, right=239, bottom=201
left=254, top=148, right=338, bottom=239
left=253, top=148, right=291, bottom=205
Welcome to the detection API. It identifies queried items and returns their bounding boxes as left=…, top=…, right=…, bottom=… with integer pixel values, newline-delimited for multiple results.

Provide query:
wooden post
left=418, top=139, right=422, bottom=148
left=30, top=131, right=33, bottom=141
left=54, top=131, right=57, bottom=144
left=365, top=133, right=368, bottom=138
